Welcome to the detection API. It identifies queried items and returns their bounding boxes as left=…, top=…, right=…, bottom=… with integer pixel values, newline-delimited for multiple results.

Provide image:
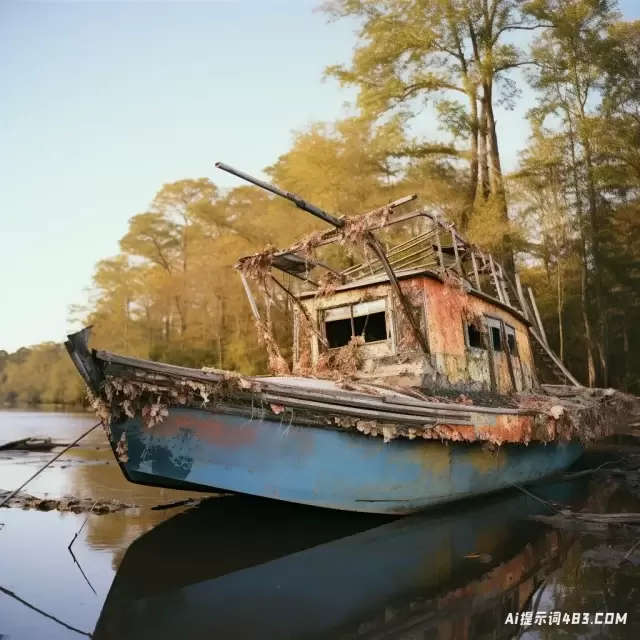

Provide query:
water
left=1, top=410, right=639, bottom=639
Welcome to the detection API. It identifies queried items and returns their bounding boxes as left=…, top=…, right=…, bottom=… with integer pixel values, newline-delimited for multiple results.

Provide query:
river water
left=0, top=409, right=639, bottom=639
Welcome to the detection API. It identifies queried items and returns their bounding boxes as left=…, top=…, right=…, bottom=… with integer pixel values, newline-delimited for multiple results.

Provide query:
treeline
left=2, top=0, right=639, bottom=406
left=0, top=345, right=86, bottom=407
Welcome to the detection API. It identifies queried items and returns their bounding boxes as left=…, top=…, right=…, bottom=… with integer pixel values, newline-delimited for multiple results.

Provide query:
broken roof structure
left=218, top=162, right=580, bottom=393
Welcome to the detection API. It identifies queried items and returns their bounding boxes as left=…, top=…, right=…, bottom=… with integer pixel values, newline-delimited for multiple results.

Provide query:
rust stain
left=465, top=446, right=507, bottom=474
left=400, top=441, right=451, bottom=475
left=298, top=273, right=538, bottom=395
left=421, top=277, right=534, bottom=394
left=149, top=413, right=259, bottom=448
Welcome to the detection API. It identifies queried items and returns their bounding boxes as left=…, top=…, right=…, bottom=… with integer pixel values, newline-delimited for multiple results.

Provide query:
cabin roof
left=236, top=204, right=535, bottom=326
left=295, top=267, right=533, bottom=327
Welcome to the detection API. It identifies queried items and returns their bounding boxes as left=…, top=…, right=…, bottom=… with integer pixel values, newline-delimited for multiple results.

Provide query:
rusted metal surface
left=297, top=273, right=538, bottom=396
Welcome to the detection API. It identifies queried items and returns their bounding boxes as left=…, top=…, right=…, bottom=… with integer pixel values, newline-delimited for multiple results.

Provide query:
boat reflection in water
left=94, top=483, right=584, bottom=640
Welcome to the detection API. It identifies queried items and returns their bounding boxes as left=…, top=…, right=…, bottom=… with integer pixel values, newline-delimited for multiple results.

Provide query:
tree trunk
left=581, top=131, right=608, bottom=386
left=464, top=91, right=480, bottom=232
left=484, top=80, right=515, bottom=276
left=557, top=262, right=564, bottom=361
left=174, top=295, right=187, bottom=336
left=478, top=95, right=490, bottom=202
left=623, top=319, right=630, bottom=384
left=124, top=295, right=130, bottom=352
left=567, top=118, right=596, bottom=386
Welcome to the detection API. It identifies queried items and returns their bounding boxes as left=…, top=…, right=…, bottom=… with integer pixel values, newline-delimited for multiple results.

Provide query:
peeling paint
left=297, top=273, right=538, bottom=397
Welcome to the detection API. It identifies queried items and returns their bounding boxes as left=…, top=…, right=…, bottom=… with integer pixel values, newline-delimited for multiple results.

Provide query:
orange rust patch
left=413, top=413, right=557, bottom=445
left=422, top=277, right=535, bottom=394
left=149, top=413, right=259, bottom=448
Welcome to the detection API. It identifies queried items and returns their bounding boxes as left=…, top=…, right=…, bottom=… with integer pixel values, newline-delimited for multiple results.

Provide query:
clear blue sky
left=1, top=0, right=638, bottom=353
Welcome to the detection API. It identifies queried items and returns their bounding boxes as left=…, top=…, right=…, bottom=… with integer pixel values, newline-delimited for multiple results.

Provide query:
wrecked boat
left=65, top=162, right=640, bottom=514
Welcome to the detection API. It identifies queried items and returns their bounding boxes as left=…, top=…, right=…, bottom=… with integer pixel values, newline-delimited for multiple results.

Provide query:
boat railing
left=216, top=162, right=581, bottom=387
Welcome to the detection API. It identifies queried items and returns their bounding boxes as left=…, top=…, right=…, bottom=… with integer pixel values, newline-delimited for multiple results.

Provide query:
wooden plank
left=261, top=390, right=472, bottom=422
left=451, top=230, right=462, bottom=274
left=500, top=322, right=518, bottom=392
left=528, top=287, right=548, bottom=346
left=482, top=319, right=498, bottom=394
left=97, top=352, right=226, bottom=383
left=238, top=272, right=261, bottom=321
left=514, top=274, right=531, bottom=320
left=498, top=265, right=511, bottom=306
left=434, top=219, right=445, bottom=277
left=264, top=394, right=472, bottom=427
left=471, top=251, right=482, bottom=291
left=488, top=255, right=506, bottom=304
left=529, top=328, right=582, bottom=388
left=380, top=395, right=532, bottom=416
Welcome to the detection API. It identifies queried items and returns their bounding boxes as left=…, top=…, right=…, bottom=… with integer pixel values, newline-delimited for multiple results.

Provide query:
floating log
left=0, top=437, right=65, bottom=452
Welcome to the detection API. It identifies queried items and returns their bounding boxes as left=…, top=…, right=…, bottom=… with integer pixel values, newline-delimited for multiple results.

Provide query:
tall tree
left=319, top=0, right=535, bottom=269
left=524, top=0, right=621, bottom=385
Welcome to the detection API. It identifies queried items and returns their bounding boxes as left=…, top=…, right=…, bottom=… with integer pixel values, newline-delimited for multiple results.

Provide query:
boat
left=65, top=162, right=640, bottom=514
left=93, top=482, right=586, bottom=640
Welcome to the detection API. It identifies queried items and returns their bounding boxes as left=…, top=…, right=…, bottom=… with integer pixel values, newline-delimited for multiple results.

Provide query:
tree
left=319, top=0, right=538, bottom=270
left=524, top=0, right=622, bottom=386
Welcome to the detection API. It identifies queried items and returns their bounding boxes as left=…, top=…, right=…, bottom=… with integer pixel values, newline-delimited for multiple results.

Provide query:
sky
left=1, top=0, right=639, bottom=353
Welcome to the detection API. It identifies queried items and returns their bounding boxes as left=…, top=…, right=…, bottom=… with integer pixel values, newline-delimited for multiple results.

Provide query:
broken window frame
left=321, top=298, right=391, bottom=350
left=505, top=324, right=518, bottom=358
left=464, top=320, right=486, bottom=350
left=485, top=316, right=505, bottom=353
left=391, top=288, right=428, bottom=354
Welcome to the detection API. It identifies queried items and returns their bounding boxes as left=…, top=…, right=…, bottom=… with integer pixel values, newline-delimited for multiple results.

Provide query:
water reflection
left=94, top=483, right=588, bottom=640
left=2, top=411, right=639, bottom=639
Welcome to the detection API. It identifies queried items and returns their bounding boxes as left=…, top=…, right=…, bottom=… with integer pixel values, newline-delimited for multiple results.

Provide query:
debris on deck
left=91, top=362, right=640, bottom=448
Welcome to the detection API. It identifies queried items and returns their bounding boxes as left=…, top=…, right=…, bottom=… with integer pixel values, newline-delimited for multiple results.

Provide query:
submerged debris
left=0, top=438, right=64, bottom=452
left=0, top=491, right=136, bottom=515
left=582, top=544, right=640, bottom=568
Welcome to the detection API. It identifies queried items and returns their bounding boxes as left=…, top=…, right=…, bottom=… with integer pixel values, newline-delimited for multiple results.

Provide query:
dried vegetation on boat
left=87, top=357, right=640, bottom=452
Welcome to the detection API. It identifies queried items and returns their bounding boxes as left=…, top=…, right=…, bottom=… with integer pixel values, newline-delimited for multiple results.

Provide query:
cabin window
left=491, top=326, right=502, bottom=351
left=323, top=299, right=388, bottom=348
left=486, top=317, right=504, bottom=352
left=466, top=323, right=485, bottom=349
left=505, top=325, right=518, bottom=356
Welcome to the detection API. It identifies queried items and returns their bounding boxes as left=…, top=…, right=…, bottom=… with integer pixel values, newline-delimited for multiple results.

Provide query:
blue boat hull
left=109, top=408, right=584, bottom=514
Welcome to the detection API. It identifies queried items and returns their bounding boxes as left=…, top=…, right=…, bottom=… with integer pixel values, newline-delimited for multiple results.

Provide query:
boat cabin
left=296, top=269, right=536, bottom=395
left=234, top=191, right=579, bottom=397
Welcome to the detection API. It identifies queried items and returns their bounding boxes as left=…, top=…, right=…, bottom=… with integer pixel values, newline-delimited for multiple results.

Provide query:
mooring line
left=509, top=482, right=558, bottom=514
